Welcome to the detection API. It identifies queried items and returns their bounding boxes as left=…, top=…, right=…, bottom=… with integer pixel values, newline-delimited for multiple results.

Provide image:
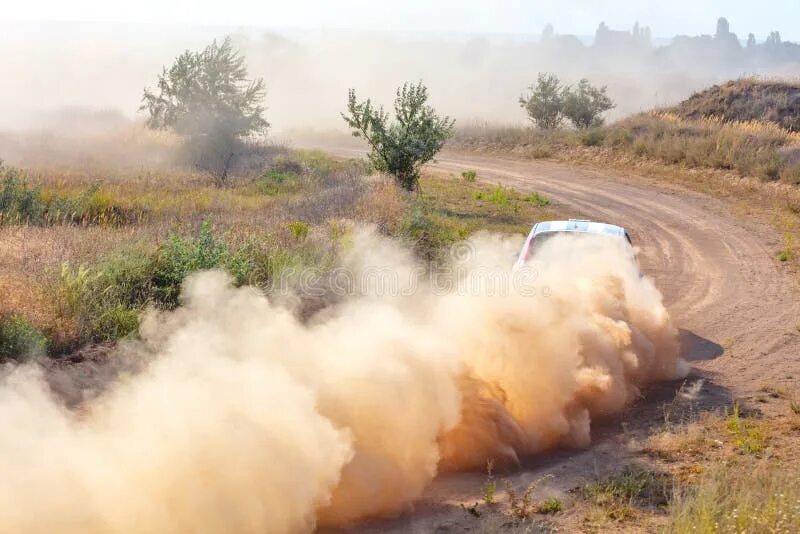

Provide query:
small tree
left=562, top=79, right=615, bottom=129
left=342, top=82, right=454, bottom=192
left=141, top=37, right=268, bottom=185
left=519, top=73, right=565, bottom=130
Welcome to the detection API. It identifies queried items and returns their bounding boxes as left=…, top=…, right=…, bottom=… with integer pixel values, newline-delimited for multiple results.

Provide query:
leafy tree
left=562, top=79, right=615, bottom=129
left=519, top=73, right=565, bottom=130
left=141, top=37, right=268, bottom=185
left=342, top=82, right=454, bottom=191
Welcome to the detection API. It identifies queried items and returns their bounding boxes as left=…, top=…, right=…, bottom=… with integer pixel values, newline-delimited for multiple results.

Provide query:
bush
left=580, top=128, right=605, bottom=147
left=487, top=185, right=513, bottom=206
left=537, top=498, right=563, bottom=514
left=150, top=219, right=254, bottom=308
left=519, top=75, right=615, bottom=130
left=255, top=170, right=302, bottom=196
left=0, top=315, right=48, bottom=361
left=562, top=79, right=615, bottom=129
left=287, top=220, right=310, bottom=241
left=0, top=165, right=46, bottom=225
left=462, top=169, right=477, bottom=182
left=53, top=220, right=264, bottom=344
left=519, top=73, right=565, bottom=130
left=342, top=82, right=455, bottom=191
left=399, top=203, right=470, bottom=260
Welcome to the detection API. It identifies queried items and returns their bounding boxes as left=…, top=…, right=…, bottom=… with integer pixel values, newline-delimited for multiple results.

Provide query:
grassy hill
left=672, top=79, right=800, bottom=132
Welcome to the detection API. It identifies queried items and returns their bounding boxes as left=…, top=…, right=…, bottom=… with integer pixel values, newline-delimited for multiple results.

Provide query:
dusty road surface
left=301, top=140, right=800, bottom=532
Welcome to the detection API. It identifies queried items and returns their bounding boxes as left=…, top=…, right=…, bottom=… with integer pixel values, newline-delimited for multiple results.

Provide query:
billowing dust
left=0, top=228, right=686, bottom=533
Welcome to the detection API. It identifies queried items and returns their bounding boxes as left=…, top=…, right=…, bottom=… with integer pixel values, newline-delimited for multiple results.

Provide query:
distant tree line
left=540, top=16, right=800, bottom=66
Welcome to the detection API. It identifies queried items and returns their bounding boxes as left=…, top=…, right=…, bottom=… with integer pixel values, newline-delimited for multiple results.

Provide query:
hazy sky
left=3, top=0, right=798, bottom=41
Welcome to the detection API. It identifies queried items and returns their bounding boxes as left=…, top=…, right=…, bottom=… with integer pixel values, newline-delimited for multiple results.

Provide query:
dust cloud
left=2, top=18, right=799, bottom=151
left=0, top=228, right=686, bottom=532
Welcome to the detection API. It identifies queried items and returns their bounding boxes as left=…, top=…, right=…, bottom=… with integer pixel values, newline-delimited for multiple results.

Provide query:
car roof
left=531, top=220, right=627, bottom=239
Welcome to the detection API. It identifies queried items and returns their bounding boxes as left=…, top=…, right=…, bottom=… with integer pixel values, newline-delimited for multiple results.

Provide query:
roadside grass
left=580, top=465, right=672, bottom=523
left=666, top=462, right=800, bottom=533
left=0, top=149, right=371, bottom=357
left=1, top=148, right=560, bottom=358
left=450, top=112, right=800, bottom=184
left=644, top=389, right=800, bottom=533
left=449, top=112, right=800, bottom=274
left=420, top=173, right=560, bottom=236
left=606, top=112, right=800, bottom=182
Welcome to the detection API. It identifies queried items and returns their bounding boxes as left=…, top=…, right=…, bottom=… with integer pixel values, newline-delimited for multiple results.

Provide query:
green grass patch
left=522, top=191, right=550, bottom=206
left=0, top=315, right=49, bottom=361
left=537, top=498, right=563, bottom=514
left=724, top=404, right=768, bottom=454
left=581, top=466, right=671, bottom=522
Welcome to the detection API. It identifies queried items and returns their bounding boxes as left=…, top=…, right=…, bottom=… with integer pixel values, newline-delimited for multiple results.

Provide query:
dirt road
left=305, top=142, right=800, bottom=532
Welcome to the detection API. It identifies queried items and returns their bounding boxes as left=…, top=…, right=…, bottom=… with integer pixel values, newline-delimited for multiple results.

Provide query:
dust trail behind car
left=0, top=228, right=686, bottom=532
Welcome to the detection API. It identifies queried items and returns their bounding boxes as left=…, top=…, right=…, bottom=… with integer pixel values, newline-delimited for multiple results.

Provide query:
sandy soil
left=301, top=140, right=800, bottom=533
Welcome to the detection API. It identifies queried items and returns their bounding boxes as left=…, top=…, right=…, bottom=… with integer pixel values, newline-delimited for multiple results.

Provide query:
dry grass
left=449, top=109, right=800, bottom=276
left=1, top=146, right=563, bottom=356
left=666, top=462, right=800, bottom=533
left=672, top=78, right=800, bottom=133
left=0, top=148, right=376, bottom=352
left=607, top=112, right=800, bottom=182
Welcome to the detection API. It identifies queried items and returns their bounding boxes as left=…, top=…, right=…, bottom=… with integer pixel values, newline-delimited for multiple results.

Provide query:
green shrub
left=562, top=78, right=615, bottom=129
left=487, top=185, right=513, bottom=206
left=287, top=220, right=310, bottom=241
left=255, top=170, right=301, bottom=195
left=399, top=203, right=469, bottom=260
left=580, top=128, right=605, bottom=147
left=462, top=169, right=477, bottom=182
left=537, top=498, right=563, bottom=514
left=582, top=465, right=671, bottom=521
left=343, top=82, right=454, bottom=191
left=0, top=166, right=46, bottom=225
left=54, top=222, right=262, bottom=343
left=725, top=404, right=768, bottom=454
left=56, top=248, right=153, bottom=344
left=151, top=219, right=254, bottom=308
left=522, top=191, right=550, bottom=206
left=0, top=315, right=49, bottom=361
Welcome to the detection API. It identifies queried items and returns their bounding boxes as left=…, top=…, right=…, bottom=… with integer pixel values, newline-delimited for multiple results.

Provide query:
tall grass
left=0, top=315, right=48, bottom=361
left=0, top=165, right=145, bottom=226
left=451, top=113, right=800, bottom=184
left=607, top=112, right=800, bottom=182
left=667, top=462, right=800, bottom=533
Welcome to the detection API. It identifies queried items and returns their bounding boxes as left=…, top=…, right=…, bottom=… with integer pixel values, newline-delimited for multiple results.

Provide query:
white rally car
left=514, top=219, right=634, bottom=269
